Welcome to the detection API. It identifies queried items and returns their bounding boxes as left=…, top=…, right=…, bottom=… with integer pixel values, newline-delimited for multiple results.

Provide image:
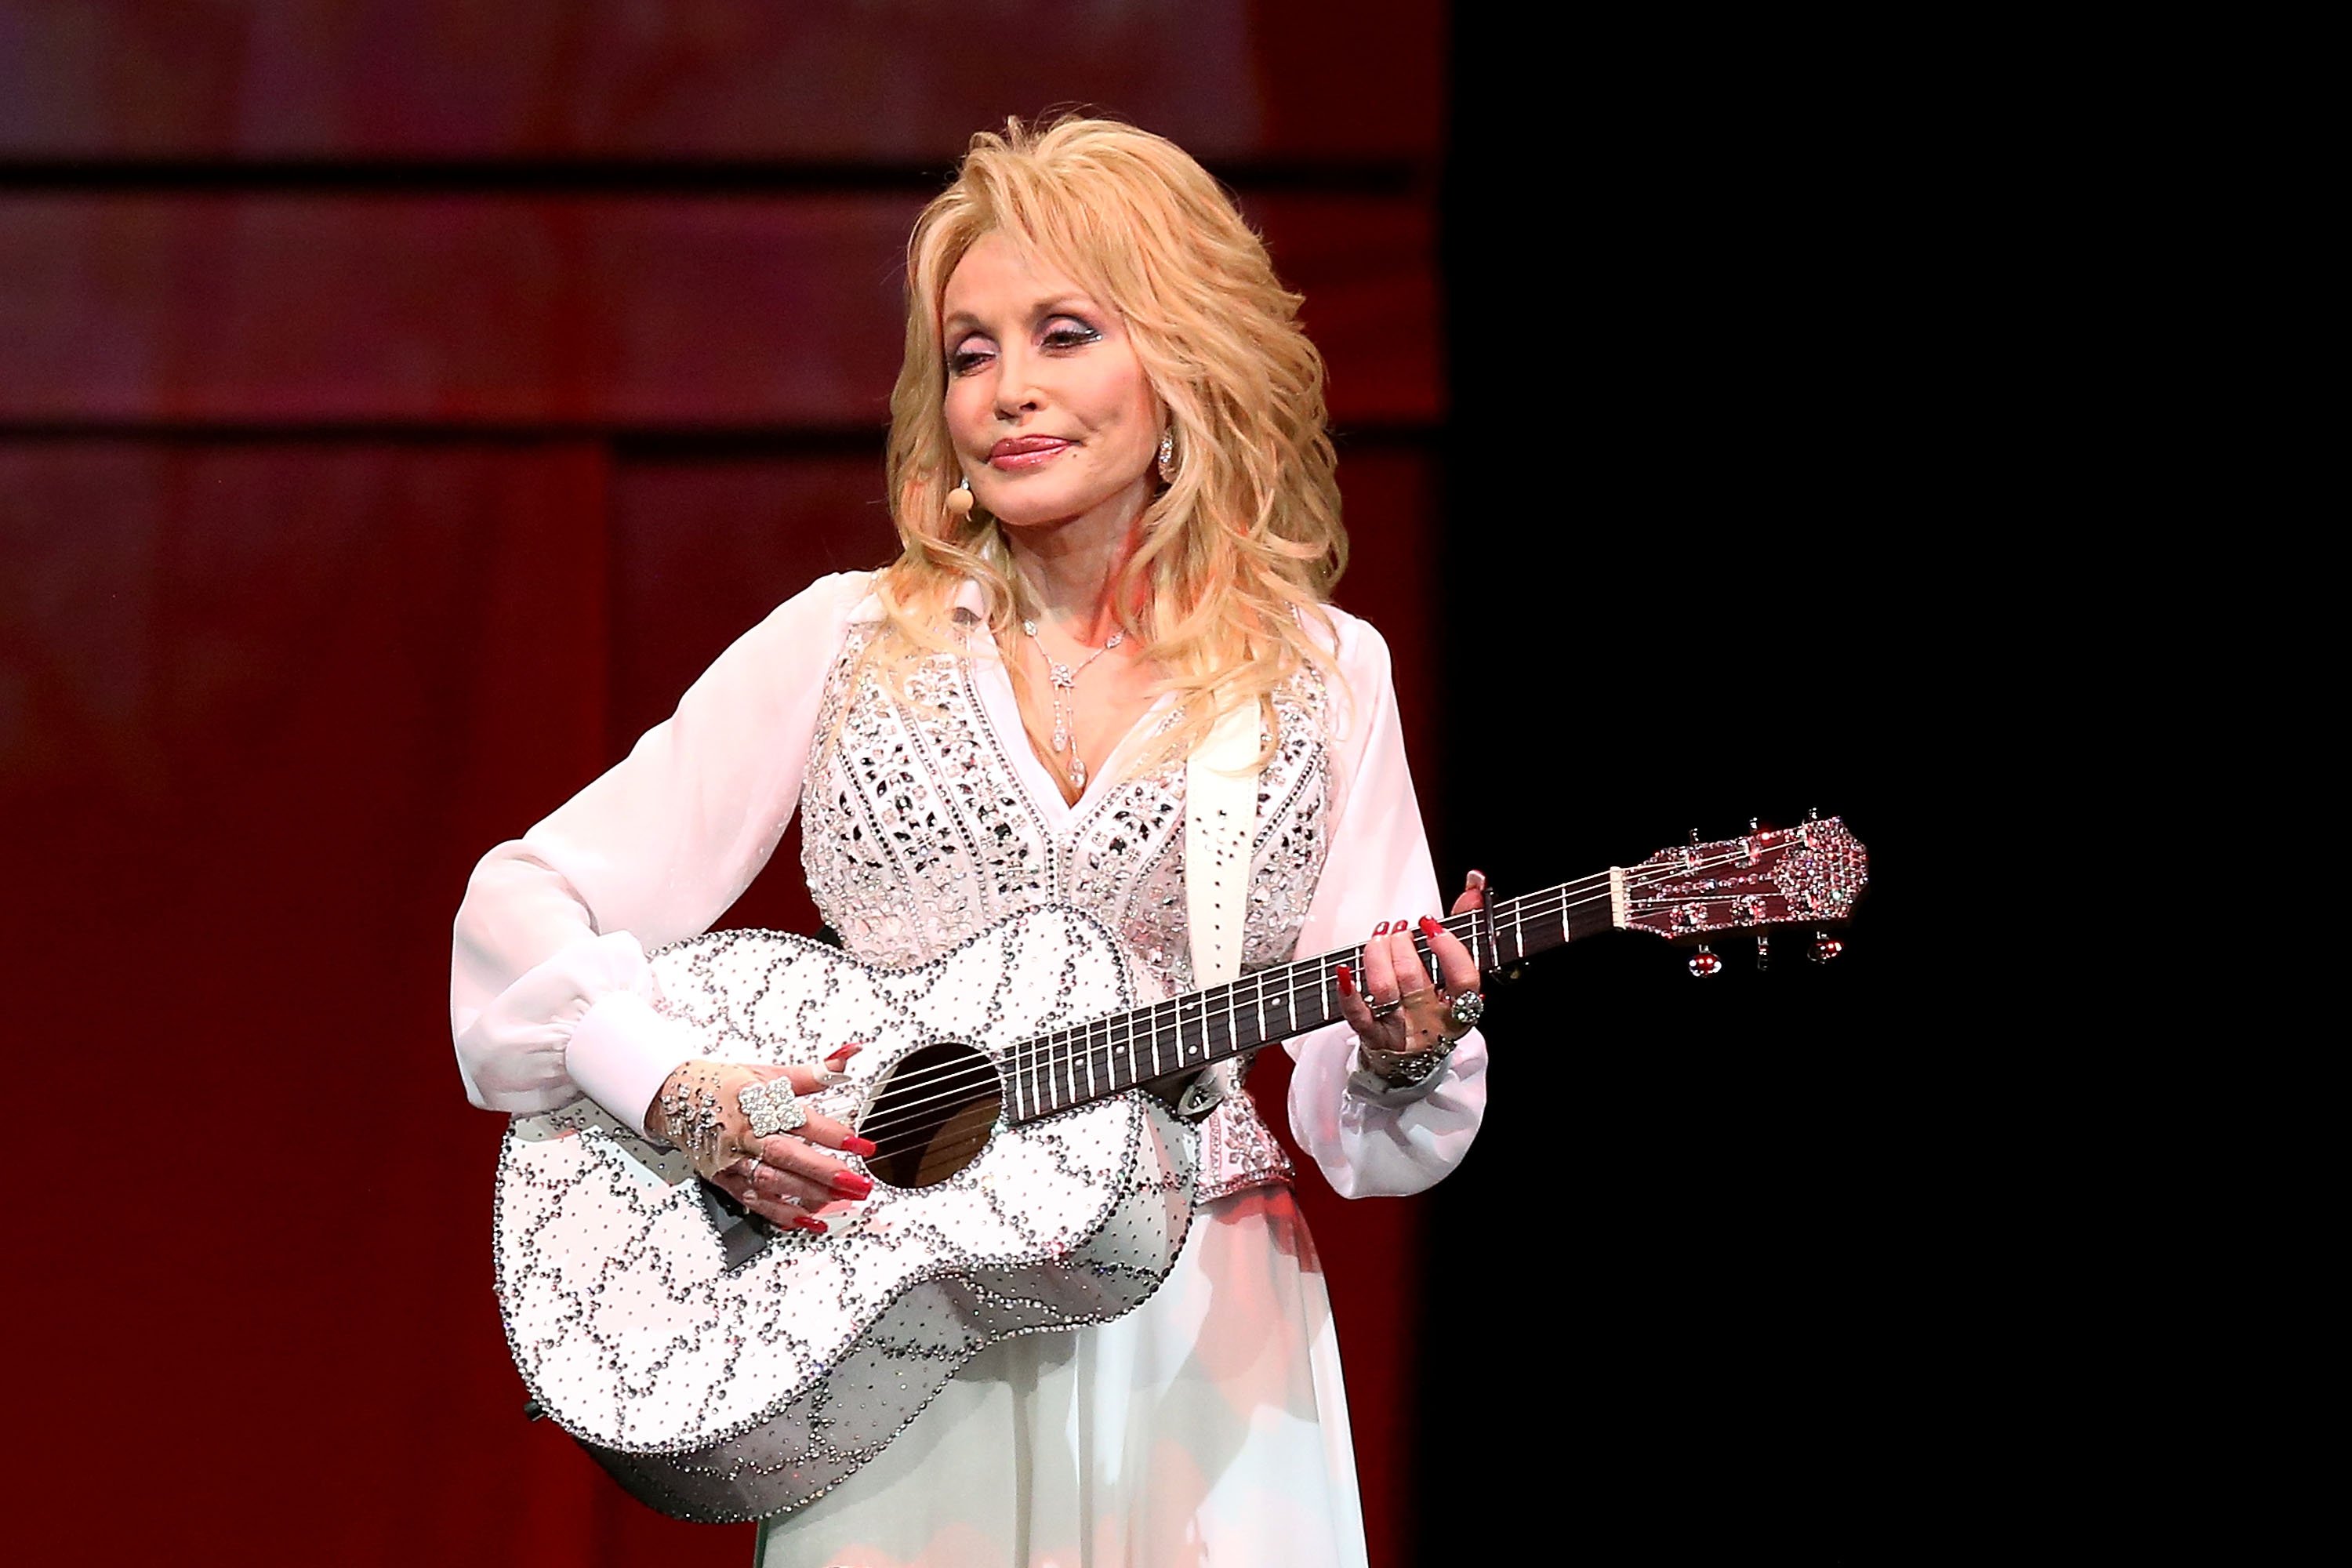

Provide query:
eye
left=1042, top=318, right=1102, bottom=351
left=946, top=336, right=995, bottom=377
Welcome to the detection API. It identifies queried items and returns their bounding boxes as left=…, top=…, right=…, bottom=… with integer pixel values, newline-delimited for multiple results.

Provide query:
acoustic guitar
left=495, top=818, right=1867, bottom=1519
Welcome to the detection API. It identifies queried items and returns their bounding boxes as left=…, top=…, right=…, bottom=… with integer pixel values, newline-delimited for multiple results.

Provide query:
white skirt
left=753, top=1185, right=1370, bottom=1568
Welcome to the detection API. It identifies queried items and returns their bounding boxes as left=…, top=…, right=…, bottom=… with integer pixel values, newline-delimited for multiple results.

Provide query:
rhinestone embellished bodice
left=800, top=619, right=1331, bottom=1200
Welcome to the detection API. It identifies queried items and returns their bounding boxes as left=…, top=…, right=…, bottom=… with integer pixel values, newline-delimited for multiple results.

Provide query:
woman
left=451, top=117, right=1487, bottom=1567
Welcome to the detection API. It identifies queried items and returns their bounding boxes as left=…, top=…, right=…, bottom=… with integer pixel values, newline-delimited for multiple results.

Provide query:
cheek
left=1103, top=365, right=1156, bottom=439
left=942, top=380, right=985, bottom=445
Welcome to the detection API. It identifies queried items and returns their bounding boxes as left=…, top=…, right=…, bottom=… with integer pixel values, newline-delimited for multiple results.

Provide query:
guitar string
left=855, top=835, right=1793, bottom=1120
left=858, top=923, right=1828, bottom=1156
left=850, top=870, right=1615, bottom=1142
left=851, top=843, right=1819, bottom=1149
left=846, top=840, right=1821, bottom=1143
left=852, top=860, right=1620, bottom=1117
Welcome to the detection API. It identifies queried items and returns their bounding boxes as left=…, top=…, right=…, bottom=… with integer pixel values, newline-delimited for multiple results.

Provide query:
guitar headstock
left=1617, top=817, right=1868, bottom=939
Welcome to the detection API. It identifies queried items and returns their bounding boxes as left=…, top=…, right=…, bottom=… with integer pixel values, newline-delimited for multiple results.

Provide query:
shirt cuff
left=567, top=989, right=699, bottom=1138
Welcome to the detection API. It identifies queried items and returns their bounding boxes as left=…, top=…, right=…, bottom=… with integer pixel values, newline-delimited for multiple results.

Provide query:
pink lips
left=989, top=436, right=1073, bottom=470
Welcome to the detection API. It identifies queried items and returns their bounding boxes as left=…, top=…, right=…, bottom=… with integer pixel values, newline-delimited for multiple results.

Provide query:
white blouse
left=448, top=571, right=1485, bottom=1200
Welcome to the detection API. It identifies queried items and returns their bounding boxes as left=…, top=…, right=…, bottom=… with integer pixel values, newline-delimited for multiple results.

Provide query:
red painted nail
left=1419, top=916, right=1443, bottom=938
left=1372, top=920, right=1390, bottom=935
left=1392, top=914, right=1407, bottom=928
left=843, top=1135, right=879, bottom=1159
left=1335, top=964, right=1356, bottom=996
left=826, top=1043, right=864, bottom=1069
left=791, top=1215, right=828, bottom=1235
left=830, top=1170, right=874, bottom=1200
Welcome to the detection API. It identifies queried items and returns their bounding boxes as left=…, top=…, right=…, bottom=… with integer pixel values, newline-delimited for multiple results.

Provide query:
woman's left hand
left=1335, top=870, right=1486, bottom=1070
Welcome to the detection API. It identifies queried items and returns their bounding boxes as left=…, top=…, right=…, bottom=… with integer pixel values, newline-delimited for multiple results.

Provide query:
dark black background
left=1424, top=17, right=1950, bottom=1555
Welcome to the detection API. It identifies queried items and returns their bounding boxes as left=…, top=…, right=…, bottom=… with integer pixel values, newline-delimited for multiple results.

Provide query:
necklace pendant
left=1069, top=756, right=1087, bottom=789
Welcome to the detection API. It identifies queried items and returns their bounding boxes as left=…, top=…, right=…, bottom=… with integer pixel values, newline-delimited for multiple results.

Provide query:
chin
left=984, top=485, right=1115, bottom=530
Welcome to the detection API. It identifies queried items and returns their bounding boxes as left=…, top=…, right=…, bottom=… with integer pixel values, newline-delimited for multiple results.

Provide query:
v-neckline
left=956, top=599, right=1175, bottom=828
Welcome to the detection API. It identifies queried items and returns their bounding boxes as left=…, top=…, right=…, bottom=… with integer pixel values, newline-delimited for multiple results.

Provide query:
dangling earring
left=1156, top=430, right=1177, bottom=485
left=946, top=474, right=975, bottom=518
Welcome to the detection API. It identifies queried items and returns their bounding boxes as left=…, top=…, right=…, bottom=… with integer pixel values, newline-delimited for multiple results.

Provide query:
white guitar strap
left=1178, top=695, right=1261, bottom=1118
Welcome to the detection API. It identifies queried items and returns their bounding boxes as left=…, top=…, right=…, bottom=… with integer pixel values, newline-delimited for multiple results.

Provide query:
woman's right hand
left=644, top=1051, right=876, bottom=1232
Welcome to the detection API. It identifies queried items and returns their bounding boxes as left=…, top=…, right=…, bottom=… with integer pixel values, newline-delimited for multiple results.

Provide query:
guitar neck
left=1002, top=871, right=1617, bottom=1124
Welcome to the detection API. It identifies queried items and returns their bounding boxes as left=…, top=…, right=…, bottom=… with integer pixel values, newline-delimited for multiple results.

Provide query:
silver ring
left=742, top=1154, right=764, bottom=1187
left=739, top=1078, right=808, bottom=1138
left=1368, top=997, right=1403, bottom=1018
left=1446, top=990, right=1486, bottom=1031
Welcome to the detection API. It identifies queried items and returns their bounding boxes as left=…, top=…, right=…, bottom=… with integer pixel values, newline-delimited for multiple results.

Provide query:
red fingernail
left=1335, top=964, right=1356, bottom=996
left=1392, top=914, right=1407, bottom=927
left=826, top=1043, right=864, bottom=1069
left=831, top=1170, right=874, bottom=1200
left=1420, top=916, right=1443, bottom=938
left=1372, top=920, right=1390, bottom=935
left=791, top=1215, right=828, bottom=1235
left=843, top=1135, right=878, bottom=1159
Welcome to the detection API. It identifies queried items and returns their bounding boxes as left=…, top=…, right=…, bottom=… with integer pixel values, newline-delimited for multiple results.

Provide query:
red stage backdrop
left=1, top=5, right=1450, bottom=1564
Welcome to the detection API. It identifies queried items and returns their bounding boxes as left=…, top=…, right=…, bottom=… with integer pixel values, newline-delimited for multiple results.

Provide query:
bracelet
left=655, top=1064, right=728, bottom=1167
left=1357, top=1034, right=1455, bottom=1089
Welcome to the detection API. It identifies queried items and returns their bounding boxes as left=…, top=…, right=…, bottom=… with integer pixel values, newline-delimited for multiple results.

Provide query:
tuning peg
left=1688, top=942, right=1722, bottom=978
left=1809, top=929, right=1844, bottom=964
left=1755, top=932, right=1770, bottom=972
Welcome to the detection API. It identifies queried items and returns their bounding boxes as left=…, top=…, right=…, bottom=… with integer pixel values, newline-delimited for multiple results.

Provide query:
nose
left=992, top=345, right=1043, bottom=421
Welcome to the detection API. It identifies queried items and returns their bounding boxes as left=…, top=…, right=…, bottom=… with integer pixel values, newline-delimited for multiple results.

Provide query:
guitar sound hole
left=858, top=1041, right=1003, bottom=1189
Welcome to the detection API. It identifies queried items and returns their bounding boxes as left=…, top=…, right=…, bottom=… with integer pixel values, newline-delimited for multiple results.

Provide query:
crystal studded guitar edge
left=493, top=818, right=1867, bottom=1520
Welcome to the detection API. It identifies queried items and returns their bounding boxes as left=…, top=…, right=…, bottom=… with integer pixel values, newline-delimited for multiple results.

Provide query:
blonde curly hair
left=866, top=114, right=1348, bottom=769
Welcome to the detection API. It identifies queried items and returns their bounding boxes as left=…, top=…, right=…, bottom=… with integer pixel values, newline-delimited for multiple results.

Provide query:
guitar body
left=493, top=907, right=1200, bottom=1522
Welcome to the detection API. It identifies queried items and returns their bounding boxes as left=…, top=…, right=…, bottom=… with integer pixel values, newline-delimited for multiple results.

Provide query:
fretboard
left=1001, top=869, right=1619, bottom=1123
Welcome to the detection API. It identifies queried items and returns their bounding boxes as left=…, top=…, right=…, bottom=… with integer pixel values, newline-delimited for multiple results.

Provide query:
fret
left=1013, top=884, right=1606, bottom=1127
left=1003, top=837, right=1855, bottom=1126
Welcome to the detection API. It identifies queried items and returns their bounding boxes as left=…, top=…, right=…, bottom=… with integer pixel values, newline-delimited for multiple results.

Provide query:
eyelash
left=947, top=321, right=1102, bottom=376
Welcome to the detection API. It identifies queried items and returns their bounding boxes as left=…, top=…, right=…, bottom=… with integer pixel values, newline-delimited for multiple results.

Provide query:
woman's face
left=940, top=233, right=1160, bottom=537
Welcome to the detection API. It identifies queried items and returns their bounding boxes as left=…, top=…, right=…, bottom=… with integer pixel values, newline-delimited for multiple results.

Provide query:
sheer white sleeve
left=1281, top=611, right=1489, bottom=1199
left=448, top=571, right=874, bottom=1135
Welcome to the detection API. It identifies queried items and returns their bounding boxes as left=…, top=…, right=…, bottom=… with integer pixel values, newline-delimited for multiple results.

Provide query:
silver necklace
left=1022, top=618, right=1124, bottom=789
